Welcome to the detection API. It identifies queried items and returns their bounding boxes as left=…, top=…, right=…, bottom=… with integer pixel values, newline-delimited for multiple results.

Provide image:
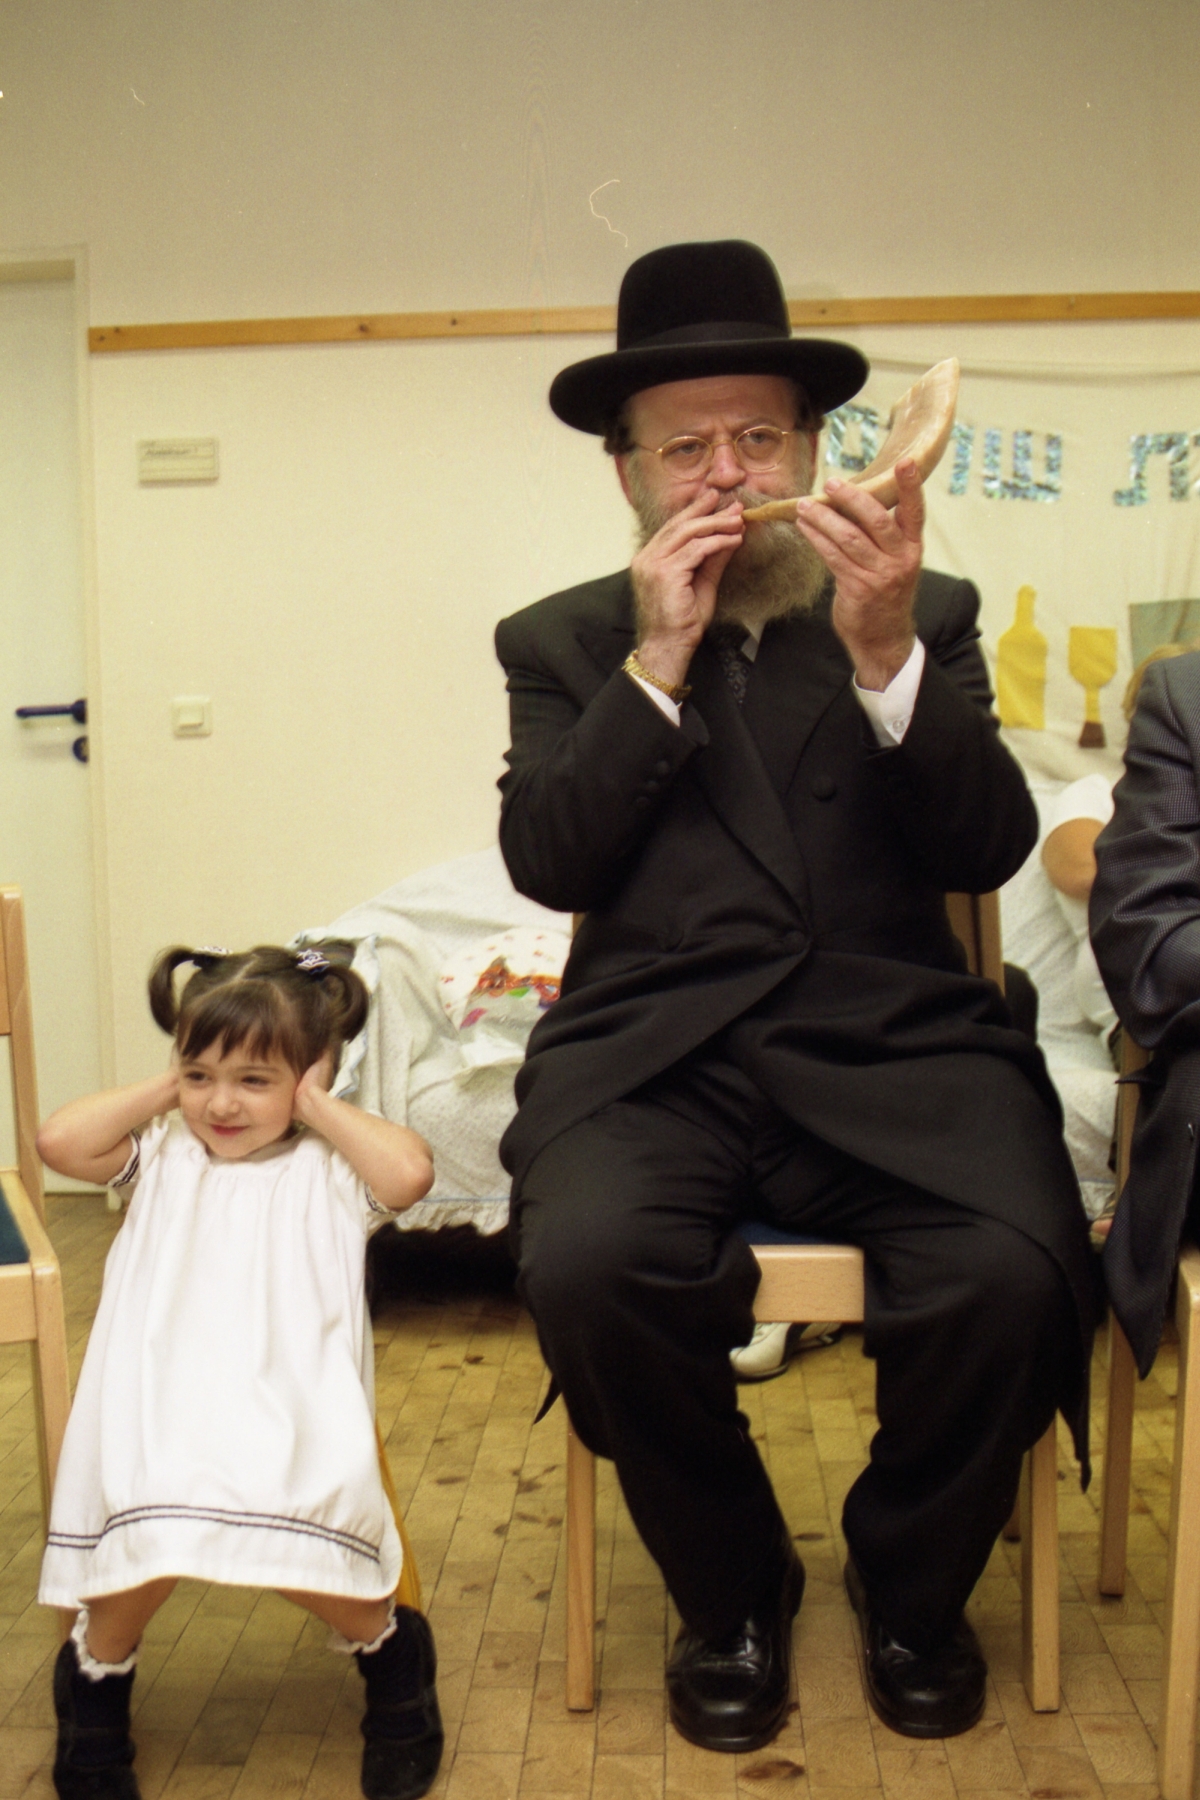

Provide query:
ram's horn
left=742, top=357, right=960, bottom=521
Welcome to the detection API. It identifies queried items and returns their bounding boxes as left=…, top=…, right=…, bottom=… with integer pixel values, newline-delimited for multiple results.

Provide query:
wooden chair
left=1098, top=1033, right=1200, bottom=1800
left=1097, top=1031, right=1147, bottom=1602
left=564, top=892, right=1061, bottom=1713
left=0, top=886, right=71, bottom=1529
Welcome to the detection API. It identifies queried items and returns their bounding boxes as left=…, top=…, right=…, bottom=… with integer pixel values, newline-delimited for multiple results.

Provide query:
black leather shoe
left=666, top=1547, right=804, bottom=1753
left=844, top=1558, right=986, bottom=1738
left=355, top=1608, right=444, bottom=1800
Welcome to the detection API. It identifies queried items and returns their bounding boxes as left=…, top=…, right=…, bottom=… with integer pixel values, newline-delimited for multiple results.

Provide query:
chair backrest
left=1116, top=1030, right=1150, bottom=1190
left=946, top=891, right=1004, bottom=988
left=0, top=888, right=43, bottom=1218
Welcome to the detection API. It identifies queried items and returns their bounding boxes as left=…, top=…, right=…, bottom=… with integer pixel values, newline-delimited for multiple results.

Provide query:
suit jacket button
left=654, top=759, right=671, bottom=777
left=783, top=931, right=806, bottom=953
left=811, top=774, right=836, bottom=800
left=634, top=794, right=652, bottom=810
left=644, top=778, right=660, bottom=794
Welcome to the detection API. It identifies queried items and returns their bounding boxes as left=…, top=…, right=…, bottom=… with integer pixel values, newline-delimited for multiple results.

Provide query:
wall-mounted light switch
left=172, top=696, right=212, bottom=737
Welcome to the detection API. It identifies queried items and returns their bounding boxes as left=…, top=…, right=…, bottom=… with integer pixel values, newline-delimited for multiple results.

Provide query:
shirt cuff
left=853, top=639, right=926, bottom=746
left=107, top=1131, right=142, bottom=1190
left=629, top=672, right=681, bottom=727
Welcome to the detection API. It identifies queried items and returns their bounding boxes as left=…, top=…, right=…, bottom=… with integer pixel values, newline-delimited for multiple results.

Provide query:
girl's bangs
left=178, top=984, right=307, bottom=1071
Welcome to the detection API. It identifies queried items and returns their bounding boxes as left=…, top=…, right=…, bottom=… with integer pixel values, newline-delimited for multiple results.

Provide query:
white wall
left=88, top=331, right=627, bottom=1072
left=2, top=0, right=1199, bottom=1078
left=7, top=0, right=1200, bottom=314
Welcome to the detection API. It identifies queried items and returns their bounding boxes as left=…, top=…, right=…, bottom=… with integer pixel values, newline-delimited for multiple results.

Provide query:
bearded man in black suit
left=494, top=241, right=1095, bottom=1749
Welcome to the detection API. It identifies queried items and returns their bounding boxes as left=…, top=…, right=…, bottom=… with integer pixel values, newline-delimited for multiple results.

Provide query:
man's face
left=616, top=374, right=826, bottom=627
left=618, top=374, right=816, bottom=518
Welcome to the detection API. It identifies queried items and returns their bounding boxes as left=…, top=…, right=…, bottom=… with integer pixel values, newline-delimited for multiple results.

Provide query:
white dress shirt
left=630, top=623, right=926, bottom=748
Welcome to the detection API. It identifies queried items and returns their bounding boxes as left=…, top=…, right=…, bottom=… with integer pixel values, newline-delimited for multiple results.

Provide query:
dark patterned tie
left=713, top=636, right=752, bottom=706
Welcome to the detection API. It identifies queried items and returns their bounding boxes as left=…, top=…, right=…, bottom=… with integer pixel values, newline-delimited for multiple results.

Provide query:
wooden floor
left=0, top=1196, right=1186, bottom=1799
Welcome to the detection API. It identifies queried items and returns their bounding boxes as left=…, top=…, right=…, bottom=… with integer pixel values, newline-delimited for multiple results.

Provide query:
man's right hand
left=631, top=489, right=745, bottom=691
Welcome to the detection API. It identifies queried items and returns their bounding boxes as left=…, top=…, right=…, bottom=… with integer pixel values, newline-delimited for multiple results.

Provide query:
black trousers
left=511, top=1051, right=1075, bottom=1655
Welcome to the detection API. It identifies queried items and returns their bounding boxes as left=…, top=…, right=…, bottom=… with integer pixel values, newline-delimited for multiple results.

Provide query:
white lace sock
left=71, top=1606, right=139, bottom=1682
left=329, top=1602, right=398, bottom=1656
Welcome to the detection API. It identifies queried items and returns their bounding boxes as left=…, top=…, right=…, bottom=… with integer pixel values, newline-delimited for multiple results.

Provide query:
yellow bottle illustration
left=996, top=585, right=1047, bottom=730
left=1068, top=626, right=1118, bottom=749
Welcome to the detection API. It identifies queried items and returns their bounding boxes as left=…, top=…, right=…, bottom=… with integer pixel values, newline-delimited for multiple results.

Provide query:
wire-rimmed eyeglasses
left=633, top=425, right=796, bottom=482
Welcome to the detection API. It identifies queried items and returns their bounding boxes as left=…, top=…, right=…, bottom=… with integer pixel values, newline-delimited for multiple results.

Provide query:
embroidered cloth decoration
left=437, top=927, right=571, bottom=1065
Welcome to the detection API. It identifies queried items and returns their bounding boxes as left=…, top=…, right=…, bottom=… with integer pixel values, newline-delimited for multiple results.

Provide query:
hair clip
left=295, top=947, right=330, bottom=974
left=195, top=945, right=229, bottom=958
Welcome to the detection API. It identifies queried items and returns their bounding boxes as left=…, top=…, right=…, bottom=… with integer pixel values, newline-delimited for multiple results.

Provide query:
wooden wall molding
left=88, top=291, right=1200, bottom=354
left=89, top=306, right=614, bottom=353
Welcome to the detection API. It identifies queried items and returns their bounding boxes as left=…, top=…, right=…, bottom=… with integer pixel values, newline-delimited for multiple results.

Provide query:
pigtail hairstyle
left=147, top=942, right=369, bottom=1076
left=148, top=947, right=238, bottom=1036
left=306, top=957, right=370, bottom=1047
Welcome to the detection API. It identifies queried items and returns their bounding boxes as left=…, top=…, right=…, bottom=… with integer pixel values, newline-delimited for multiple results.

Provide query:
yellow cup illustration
left=1068, top=626, right=1118, bottom=749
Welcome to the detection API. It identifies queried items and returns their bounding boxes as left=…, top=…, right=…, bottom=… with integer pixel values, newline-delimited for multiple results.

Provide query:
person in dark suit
left=494, top=241, right=1096, bottom=1750
left=1090, top=651, right=1200, bottom=1375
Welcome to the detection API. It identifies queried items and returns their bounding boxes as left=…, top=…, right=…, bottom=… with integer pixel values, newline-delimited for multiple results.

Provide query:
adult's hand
left=631, top=488, right=745, bottom=691
left=795, top=456, right=924, bottom=692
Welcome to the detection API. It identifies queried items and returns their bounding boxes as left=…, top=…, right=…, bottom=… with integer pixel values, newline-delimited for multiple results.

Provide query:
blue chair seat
left=736, top=1221, right=828, bottom=1249
left=0, top=1187, right=28, bottom=1265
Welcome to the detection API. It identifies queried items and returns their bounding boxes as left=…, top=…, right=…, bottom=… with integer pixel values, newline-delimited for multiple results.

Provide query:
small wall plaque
left=137, top=438, right=219, bottom=484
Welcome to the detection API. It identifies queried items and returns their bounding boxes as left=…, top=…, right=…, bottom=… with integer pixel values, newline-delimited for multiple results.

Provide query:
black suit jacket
left=1091, top=653, right=1200, bottom=1374
left=495, top=567, right=1097, bottom=1433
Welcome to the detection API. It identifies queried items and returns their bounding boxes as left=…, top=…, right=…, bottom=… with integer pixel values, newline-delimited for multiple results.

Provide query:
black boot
left=354, top=1607, right=444, bottom=1800
left=52, top=1638, right=140, bottom=1800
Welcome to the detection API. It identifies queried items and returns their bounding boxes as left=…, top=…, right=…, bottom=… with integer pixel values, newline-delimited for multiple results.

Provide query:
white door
left=0, top=272, right=103, bottom=1175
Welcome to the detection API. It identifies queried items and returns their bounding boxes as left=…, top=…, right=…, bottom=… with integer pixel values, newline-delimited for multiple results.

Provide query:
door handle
left=16, top=699, right=87, bottom=724
left=15, top=699, right=88, bottom=761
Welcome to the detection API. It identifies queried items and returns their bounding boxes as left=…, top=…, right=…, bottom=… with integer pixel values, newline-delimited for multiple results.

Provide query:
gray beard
left=629, top=479, right=829, bottom=631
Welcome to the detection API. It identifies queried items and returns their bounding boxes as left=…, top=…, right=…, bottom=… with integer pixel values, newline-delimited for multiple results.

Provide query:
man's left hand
left=794, top=456, right=923, bottom=692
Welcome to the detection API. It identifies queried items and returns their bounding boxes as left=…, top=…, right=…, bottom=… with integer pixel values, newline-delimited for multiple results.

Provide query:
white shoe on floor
left=730, top=1320, right=842, bottom=1381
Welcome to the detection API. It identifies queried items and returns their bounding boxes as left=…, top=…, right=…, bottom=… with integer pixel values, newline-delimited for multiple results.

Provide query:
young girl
left=37, top=945, right=441, bottom=1800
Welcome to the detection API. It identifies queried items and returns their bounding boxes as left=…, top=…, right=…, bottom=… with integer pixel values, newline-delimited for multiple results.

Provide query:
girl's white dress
left=39, top=1115, right=402, bottom=1607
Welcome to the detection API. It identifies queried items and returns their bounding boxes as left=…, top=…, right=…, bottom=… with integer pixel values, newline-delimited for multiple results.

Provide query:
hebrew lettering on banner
left=824, top=365, right=1200, bottom=784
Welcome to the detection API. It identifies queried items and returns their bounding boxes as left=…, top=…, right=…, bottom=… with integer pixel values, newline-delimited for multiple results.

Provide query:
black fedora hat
left=549, top=239, right=868, bottom=435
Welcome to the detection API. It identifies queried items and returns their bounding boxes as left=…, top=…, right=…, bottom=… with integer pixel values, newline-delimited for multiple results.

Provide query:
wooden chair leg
left=1100, top=1316, right=1137, bottom=1596
left=565, top=1414, right=596, bottom=1711
left=26, top=1224, right=72, bottom=1643
left=1021, top=1420, right=1060, bottom=1712
left=29, top=1284, right=71, bottom=1530
left=30, top=1323, right=75, bottom=1644
left=1158, top=1249, right=1200, bottom=1800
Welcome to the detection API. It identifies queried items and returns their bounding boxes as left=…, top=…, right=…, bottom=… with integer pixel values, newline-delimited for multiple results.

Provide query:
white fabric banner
left=824, top=351, right=1200, bottom=784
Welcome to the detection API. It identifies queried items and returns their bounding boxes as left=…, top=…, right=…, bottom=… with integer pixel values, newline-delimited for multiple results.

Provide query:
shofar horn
left=742, top=357, right=960, bottom=521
